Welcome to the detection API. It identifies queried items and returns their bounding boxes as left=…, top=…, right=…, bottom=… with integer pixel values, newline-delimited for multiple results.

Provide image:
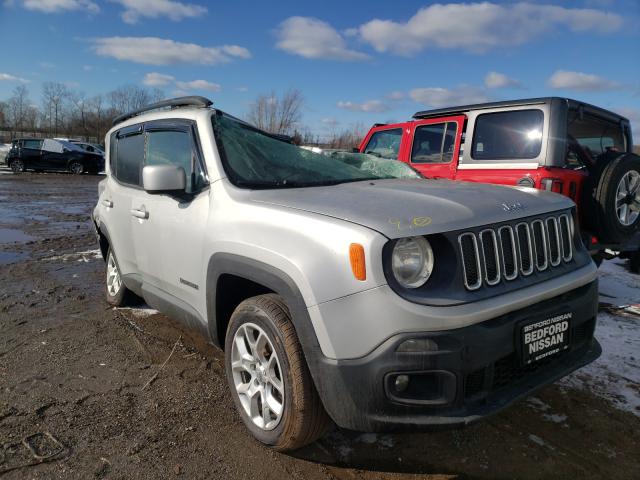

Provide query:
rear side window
left=146, top=129, right=206, bottom=193
left=363, top=128, right=402, bottom=160
left=568, top=111, right=626, bottom=157
left=23, top=139, right=42, bottom=150
left=115, top=132, right=144, bottom=186
left=472, top=110, right=544, bottom=160
left=411, top=122, right=458, bottom=164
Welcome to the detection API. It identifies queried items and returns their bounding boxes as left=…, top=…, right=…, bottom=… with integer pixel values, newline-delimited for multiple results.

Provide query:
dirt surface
left=1, top=169, right=639, bottom=480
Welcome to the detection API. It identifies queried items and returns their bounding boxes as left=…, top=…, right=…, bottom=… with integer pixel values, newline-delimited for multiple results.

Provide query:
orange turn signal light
left=349, top=243, right=366, bottom=281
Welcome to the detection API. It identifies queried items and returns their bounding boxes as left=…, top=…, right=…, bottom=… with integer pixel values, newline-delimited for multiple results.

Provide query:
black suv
left=6, top=138, right=104, bottom=175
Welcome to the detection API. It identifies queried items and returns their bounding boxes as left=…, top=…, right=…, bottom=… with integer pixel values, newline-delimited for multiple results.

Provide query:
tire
left=10, top=159, right=25, bottom=173
left=224, top=294, right=331, bottom=451
left=105, top=248, right=134, bottom=306
left=590, top=153, right=640, bottom=244
left=69, top=161, right=84, bottom=175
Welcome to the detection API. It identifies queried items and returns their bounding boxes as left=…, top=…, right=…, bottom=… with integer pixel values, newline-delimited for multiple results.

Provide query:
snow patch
left=116, top=306, right=159, bottom=318
left=529, top=434, right=555, bottom=450
left=43, top=249, right=101, bottom=262
left=561, top=259, right=640, bottom=416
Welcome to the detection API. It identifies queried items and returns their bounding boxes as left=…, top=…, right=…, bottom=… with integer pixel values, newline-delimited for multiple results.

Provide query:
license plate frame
left=520, top=312, right=572, bottom=365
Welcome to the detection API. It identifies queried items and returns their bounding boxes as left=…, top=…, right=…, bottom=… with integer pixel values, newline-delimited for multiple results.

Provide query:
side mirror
left=142, top=165, right=186, bottom=193
left=351, top=147, right=359, bottom=153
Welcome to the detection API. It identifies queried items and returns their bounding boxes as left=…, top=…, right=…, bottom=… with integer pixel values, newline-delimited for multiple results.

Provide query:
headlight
left=391, top=236, right=434, bottom=288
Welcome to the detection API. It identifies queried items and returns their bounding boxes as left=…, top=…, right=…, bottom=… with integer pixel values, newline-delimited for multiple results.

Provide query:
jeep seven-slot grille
left=459, top=214, right=574, bottom=290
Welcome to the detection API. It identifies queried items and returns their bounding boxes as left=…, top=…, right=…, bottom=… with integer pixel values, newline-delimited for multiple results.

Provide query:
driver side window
left=145, top=129, right=206, bottom=194
left=364, top=128, right=402, bottom=160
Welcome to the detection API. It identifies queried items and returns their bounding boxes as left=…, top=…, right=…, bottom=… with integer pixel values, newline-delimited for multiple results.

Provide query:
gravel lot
left=1, top=170, right=639, bottom=479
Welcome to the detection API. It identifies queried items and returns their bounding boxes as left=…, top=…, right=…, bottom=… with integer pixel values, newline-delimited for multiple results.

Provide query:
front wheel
left=10, top=159, right=25, bottom=173
left=69, top=161, right=84, bottom=175
left=224, top=294, right=331, bottom=451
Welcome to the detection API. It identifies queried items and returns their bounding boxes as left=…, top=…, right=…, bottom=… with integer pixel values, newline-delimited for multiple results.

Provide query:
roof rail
left=112, top=96, right=213, bottom=126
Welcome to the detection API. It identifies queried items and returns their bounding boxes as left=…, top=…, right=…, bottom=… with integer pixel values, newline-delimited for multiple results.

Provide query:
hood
left=249, top=178, right=574, bottom=239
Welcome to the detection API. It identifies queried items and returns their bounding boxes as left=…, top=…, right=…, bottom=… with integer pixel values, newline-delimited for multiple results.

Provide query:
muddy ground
left=0, top=169, right=639, bottom=479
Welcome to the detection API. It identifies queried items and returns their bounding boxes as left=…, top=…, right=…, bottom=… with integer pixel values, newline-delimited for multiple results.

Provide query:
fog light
left=397, top=338, right=438, bottom=353
left=394, top=374, right=410, bottom=393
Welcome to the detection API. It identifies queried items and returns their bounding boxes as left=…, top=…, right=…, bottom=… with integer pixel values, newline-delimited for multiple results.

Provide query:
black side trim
left=141, top=283, right=209, bottom=339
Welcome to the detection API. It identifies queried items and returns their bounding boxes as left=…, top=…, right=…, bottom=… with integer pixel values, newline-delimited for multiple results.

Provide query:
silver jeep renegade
left=92, top=96, right=601, bottom=451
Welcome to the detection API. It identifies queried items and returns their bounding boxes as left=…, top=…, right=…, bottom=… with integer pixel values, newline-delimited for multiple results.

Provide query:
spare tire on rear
left=589, top=153, right=640, bottom=244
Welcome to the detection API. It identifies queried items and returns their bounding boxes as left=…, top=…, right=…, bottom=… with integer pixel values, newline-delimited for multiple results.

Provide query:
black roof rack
left=112, top=96, right=213, bottom=126
left=373, top=123, right=387, bottom=127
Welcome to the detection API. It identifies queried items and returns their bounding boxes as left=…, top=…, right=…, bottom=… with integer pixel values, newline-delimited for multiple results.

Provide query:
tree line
left=0, top=83, right=164, bottom=143
left=0, top=84, right=365, bottom=149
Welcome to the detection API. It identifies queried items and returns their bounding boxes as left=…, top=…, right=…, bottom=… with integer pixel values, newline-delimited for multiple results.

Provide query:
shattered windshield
left=213, top=112, right=421, bottom=189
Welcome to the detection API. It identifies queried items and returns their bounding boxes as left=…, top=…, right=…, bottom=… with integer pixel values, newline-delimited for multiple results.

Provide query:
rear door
left=408, top=116, right=464, bottom=179
left=21, top=139, right=44, bottom=169
left=131, top=120, right=209, bottom=314
left=102, top=125, right=144, bottom=278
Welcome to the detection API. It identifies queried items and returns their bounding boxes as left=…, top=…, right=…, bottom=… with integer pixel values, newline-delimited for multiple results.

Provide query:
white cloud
left=409, top=86, right=489, bottom=107
left=0, top=73, right=28, bottom=82
left=143, top=72, right=175, bottom=87
left=386, top=90, right=405, bottom=100
left=276, top=16, right=369, bottom=61
left=357, top=2, right=622, bottom=55
left=143, top=72, right=221, bottom=92
left=113, top=0, right=207, bottom=24
left=337, top=99, right=389, bottom=113
left=175, top=79, right=221, bottom=92
left=321, top=117, right=340, bottom=127
left=547, top=70, right=620, bottom=91
left=236, top=86, right=248, bottom=92
left=20, top=0, right=98, bottom=13
left=92, top=37, right=251, bottom=66
left=484, top=71, right=523, bottom=89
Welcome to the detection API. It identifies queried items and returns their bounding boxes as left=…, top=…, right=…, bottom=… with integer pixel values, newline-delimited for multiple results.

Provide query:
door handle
left=130, top=208, right=149, bottom=220
left=102, top=199, right=113, bottom=208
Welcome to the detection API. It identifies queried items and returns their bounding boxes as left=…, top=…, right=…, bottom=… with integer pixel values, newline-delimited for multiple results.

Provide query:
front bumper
left=310, top=280, right=600, bottom=432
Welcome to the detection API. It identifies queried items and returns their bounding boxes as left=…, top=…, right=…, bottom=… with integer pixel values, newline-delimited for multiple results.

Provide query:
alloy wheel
left=70, top=162, right=83, bottom=175
left=231, top=322, right=285, bottom=431
left=615, top=170, right=640, bottom=226
left=106, top=252, right=122, bottom=297
left=11, top=160, right=23, bottom=173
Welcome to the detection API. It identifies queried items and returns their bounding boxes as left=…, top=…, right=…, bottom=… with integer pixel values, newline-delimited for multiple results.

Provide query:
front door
left=406, top=116, right=464, bottom=179
left=131, top=121, right=209, bottom=316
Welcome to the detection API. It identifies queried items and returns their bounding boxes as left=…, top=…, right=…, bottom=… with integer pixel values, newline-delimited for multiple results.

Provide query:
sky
left=0, top=0, right=639, bottom=138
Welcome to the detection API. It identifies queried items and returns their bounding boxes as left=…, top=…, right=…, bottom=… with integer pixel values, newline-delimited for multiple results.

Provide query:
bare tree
left=42, top=82, right=70, bottom=136
left=327, top=123, right=366, bottom=149
left=247, top=89, right=304, bottom=135
left=6, top=85, right=31, bottom=135
left=108, top=85, right=164, bottom=114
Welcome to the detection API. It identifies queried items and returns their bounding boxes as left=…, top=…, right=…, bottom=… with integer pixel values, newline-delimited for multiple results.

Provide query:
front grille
left=459, top=213, right=574, bottom=291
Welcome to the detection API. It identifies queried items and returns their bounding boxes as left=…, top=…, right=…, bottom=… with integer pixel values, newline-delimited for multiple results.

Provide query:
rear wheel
left=224, top=294, right=331, bottom=451
left=10, top=159, right=25, bottom=173
left=591, top=153, right=640, bottom=244
left=69, top=161, right=84, bottom=175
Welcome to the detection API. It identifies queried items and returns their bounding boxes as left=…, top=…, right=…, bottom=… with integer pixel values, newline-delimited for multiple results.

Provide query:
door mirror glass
left=142, top=164, right=186, bottom=193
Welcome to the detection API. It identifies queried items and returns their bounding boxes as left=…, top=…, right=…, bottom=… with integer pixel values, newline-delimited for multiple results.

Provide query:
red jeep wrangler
left=359, top=97, right=640, bottom=270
